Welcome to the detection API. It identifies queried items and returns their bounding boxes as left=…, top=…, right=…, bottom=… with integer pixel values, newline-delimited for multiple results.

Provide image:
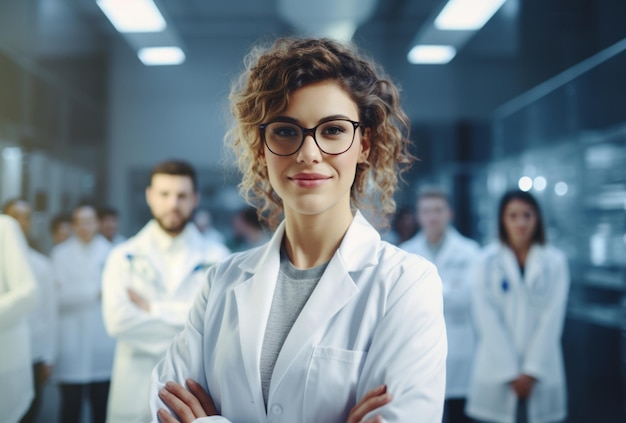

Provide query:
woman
left=149, top=37, right=447, bottom=423
left=466, top=190, right=569, bottom=423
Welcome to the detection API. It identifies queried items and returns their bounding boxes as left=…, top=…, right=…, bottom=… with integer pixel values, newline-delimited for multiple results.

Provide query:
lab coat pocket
left=304, top=346, right=367, bottom=423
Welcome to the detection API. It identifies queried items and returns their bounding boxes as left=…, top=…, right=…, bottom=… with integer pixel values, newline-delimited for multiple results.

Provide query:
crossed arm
left=157, top=379, right=392, bottom=423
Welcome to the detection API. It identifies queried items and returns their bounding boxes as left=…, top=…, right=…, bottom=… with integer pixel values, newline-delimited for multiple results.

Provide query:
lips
left=289, top=172, right=331, bottom=188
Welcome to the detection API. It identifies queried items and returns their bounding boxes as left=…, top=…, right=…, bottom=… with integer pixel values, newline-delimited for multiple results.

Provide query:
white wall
left=106, top=36, right=254, bottom=231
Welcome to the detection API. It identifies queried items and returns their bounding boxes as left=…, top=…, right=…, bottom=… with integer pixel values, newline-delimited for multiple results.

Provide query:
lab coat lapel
left=499, top=244, right=522, bottom=289
left=234, top=223, right=283, bottom=416
left=434, top=228, right=457, bottom=269
left=269, top=257, right=358, bottom=396
left=523, top=245, right=543, bottom=288
left=269, top=211, right=378, bottom=397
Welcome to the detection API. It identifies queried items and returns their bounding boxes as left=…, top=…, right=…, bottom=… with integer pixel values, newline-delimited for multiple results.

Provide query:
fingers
left=158, top=381, right=207, bottom=423
left=186, top=378, right=217, bottom=415
left=157, top=408, right=180, bottom=423
left=347, top=385, right=392, bottom=423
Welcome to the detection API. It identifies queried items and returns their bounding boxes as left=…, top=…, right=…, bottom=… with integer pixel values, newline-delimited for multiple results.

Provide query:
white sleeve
left=102, top=248, right=188, bottom=355
left=357, top=261, right=447, bottom=422
left=147, top=266, right=234, bottom=423
left=522, top=252, right=570, bottom=379
left=0, top=217, right=38, bottom=329
left=471, top=255, right=519, bottom=383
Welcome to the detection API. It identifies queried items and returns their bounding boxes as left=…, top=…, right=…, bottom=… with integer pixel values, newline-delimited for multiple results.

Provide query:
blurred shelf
left=568, top=303, right=623, bottom=328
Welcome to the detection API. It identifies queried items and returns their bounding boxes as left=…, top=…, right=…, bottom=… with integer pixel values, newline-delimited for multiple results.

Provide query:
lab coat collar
left=498, top=243, right=544, bottom=288
left=133, top=220, right=209, bottom=283
left=237, top=210, right=380, bottom=274
left=234, top=210, right=379, bottom=413
left=143, top=220, right=200, bottom=252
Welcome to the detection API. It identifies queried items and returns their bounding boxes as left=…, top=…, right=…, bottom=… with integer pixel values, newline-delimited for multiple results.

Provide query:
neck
left=509, top=241, right=531, bottom=266
left=283, top=207, right=354, bottom=269
left=78, top=236, right=94, bottom=245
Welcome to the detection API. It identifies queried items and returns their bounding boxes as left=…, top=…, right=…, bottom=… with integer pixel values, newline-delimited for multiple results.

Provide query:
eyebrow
left=270, top=114, right=355, bottom=124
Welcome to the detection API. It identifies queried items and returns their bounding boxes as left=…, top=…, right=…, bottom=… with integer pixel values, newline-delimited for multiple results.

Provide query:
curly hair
left=227, top=37, right=415, bottom=229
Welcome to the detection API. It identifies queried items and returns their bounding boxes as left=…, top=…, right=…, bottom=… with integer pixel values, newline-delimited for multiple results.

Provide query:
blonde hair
left=227, top=37, right=415, bottom=229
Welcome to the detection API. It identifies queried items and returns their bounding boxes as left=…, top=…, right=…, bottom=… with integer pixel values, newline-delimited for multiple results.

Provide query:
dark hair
left=2, top=198, right=26, bottom=214
left=50, top=213, right=72, bottom=234
left=97, top=206, right=119, bottom=219
left=150, top=160, right=198, bottom=192
left=228, top=37, right=415, bottom=229
left=498, top=190, right=546, bottom=245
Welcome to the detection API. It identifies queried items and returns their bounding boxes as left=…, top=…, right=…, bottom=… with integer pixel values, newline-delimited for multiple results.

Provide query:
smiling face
left=502, top=199, right=538, bottom=248
left=261, top=80, right=370, bottom=222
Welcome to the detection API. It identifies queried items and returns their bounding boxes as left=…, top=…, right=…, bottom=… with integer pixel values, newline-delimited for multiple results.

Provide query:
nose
left=296, top=134, right=322, bottom=163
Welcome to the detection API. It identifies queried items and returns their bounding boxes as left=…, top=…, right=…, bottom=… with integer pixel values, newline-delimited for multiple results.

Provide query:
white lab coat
left=51, top=235, right=115, bottom=383
left=466, top=243, right=569, bottom=423
left=27, top=248, right=57, bottom=365
left=103, top=221, right=230, bottom=423
left=148, top=211, right=447, bottom=423
left=400, top=228, right=480, bottom=398
left=0, top=215, right=38, bottom=423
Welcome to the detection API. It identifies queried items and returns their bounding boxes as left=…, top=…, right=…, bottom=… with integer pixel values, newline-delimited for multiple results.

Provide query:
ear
left=259, top=148, right=267, bottom=167
left=145, top=186, right=152, bottom=207
left=358, top=128, right=371, bottom=164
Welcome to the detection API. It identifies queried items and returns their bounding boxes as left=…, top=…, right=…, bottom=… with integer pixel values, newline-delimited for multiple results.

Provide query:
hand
left=347, top=384, right=392, bottom=423
left=127, top=288, right=150, bottom=312
left=511, top=374, right=536, bottom=399
left=158, top=379, right=218, bottom=423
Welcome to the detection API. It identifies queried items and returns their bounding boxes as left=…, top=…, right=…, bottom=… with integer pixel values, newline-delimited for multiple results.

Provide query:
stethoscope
left=125, top=253, right=211, bottom=291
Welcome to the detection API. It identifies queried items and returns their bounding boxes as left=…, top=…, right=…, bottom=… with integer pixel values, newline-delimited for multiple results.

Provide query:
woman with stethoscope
left=466, top=190, right=570, bottom=423
left=146, top=37, right=448, bottom=423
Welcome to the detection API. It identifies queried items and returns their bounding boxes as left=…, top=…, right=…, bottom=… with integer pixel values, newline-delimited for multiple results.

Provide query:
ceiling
left=1, top=0, right=625, bottom=125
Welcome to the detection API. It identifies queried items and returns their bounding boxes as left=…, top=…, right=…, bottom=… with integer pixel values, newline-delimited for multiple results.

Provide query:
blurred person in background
left=0, top=214, right=38, bottom=423
left=466, top=190, right=569, bottom=423
left=230, top=205, right=271, bottom=252
left=49, top=213, right=72, bottom=247
left=399, top=187, right=480, bottom=423
left=149, top=37, right=446, bottom=422
left=382, top=205, right=418, bottom=245
left=193, top=209, right=227, bottom=246
left=102, top=160, right=230, bottom=423
left=51, top=202, right=115, bottom=423
left=98, top=206, right=126, bottom=245
left=3, top=199, right=57, bottom=423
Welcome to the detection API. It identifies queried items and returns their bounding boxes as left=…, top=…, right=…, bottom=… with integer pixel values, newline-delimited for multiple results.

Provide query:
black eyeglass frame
left=258, top=119, right=361, bottom=156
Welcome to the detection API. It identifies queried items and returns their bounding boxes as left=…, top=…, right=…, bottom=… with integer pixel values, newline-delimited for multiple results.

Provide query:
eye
left=271, top=125, right=300, bottom=138
left=320, top=122, right=348, bottom=137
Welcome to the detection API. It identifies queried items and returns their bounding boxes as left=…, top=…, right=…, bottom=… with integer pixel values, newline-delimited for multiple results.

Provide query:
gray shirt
left=259, top=247, right=328, bottom=408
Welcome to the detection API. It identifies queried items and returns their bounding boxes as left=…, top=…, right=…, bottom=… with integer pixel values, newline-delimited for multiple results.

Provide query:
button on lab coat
left=51, top=235, right=115, bottom=383
left=466, top=243, right=569, bottom=423
left=103, top=221, right=230, bottom=422
left=0, top=215, right=38, bottom=423
left=400, top=228, right=480, bottom=398
left=148, top=211, right=447, bottom=423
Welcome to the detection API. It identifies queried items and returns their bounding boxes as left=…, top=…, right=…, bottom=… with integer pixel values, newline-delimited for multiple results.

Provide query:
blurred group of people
left=392, top=186, right=569, bottom=423
left=0, top=159, right=274, bottom=423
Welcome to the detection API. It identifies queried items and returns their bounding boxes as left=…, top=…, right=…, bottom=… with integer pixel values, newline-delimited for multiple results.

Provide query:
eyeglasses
left=259, top=118, right=361, bottom=156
